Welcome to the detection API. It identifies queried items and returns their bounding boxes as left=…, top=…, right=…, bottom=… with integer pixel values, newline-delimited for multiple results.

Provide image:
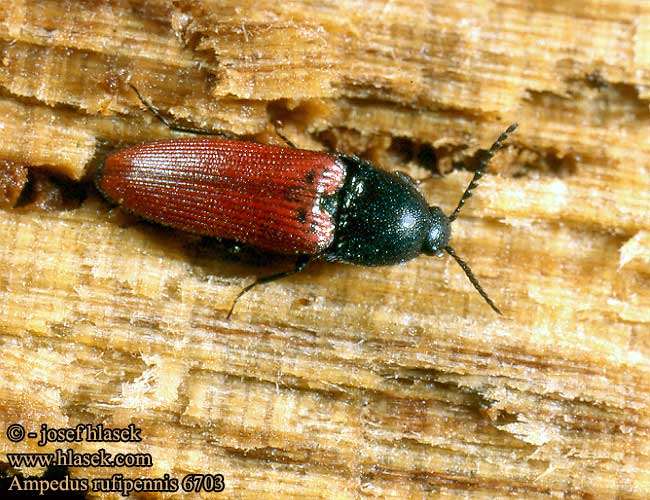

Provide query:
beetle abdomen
left=97, top=138, right=347, bottom=254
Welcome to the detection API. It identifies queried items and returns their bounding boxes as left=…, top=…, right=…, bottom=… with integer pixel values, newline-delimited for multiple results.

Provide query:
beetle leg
left=227, top=255, right=310, bottom=319
left=272, top=120, right=297, bottom=148
left=129, top=84, right=235, bottom=138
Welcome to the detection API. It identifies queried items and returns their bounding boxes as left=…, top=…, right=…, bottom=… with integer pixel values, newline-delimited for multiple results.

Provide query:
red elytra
left=98, top=138, right=347, bottom=254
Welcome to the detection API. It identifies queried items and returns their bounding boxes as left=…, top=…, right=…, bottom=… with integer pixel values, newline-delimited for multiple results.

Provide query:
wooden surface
left=1, top=1, right=650, bottom=498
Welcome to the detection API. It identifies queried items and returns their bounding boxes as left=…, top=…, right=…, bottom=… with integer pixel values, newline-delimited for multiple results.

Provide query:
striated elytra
left=96, top=104, right=517, bottom=317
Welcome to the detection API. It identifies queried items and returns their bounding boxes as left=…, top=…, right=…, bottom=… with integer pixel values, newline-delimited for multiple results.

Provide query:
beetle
left=96, top=88, right=517, bottom=317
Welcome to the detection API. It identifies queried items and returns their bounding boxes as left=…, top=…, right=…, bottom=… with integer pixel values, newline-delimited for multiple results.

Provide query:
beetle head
left=422, top=206, right=450, bottom=257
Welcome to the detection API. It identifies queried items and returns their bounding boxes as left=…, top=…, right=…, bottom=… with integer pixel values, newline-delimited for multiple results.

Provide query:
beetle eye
left=435, top=250, right=445, bottom=258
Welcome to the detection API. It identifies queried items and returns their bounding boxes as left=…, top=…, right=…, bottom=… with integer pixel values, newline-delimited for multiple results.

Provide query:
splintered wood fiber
left=1, top=1, right=650, bottom=499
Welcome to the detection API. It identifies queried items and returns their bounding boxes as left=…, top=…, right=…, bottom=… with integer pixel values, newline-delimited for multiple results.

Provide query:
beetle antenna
left=448, top=123, right=518, bottom=222
left=445, top=246, right=502, bottom=315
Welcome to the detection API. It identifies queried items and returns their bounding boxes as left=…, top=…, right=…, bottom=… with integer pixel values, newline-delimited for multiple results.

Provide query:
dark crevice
left=388, top=137, right=440, bottom=173
left=527, top=74, right=650, bottom=123
left=11, top=169, right=87, bottom=211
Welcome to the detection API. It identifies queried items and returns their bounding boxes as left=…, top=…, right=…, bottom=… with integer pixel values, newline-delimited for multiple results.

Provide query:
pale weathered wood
left=1, top=1, right=649, bottom=499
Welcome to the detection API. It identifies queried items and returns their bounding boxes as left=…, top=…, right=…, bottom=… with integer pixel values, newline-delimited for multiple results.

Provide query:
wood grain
left=1, top=1, right=649, bottom=498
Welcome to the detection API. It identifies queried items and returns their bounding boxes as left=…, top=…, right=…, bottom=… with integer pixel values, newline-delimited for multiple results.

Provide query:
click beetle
left=96, top=88, right=517, bottom=317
